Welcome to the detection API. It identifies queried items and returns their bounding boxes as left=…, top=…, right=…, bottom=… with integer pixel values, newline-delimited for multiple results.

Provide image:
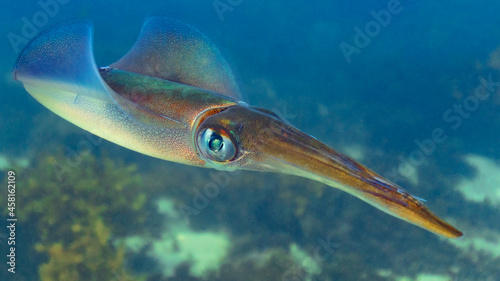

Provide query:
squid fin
left=110, top=16, right=242, bottom=100
left=14, top=21, right=114, bottom=104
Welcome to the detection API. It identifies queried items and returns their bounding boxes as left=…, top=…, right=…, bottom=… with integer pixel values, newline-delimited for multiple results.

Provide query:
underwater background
left=1, top=0, right=500, bottom=280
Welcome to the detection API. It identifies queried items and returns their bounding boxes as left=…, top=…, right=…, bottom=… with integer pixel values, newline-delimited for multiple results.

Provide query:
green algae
left=10, top=152, right=147, bottom=281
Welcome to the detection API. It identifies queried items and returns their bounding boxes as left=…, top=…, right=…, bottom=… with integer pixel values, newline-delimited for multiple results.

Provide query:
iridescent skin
left=14, top=17, right=462, bottom=238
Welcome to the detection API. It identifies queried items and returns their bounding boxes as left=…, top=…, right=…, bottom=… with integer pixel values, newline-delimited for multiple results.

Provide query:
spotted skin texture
left=100, top=68, right=237, bottom=129
left=23, top=82, right=220, bottom=167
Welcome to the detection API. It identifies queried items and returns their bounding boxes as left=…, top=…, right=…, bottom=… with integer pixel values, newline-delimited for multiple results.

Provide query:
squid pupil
left=208, top=134, right=223, bottom=151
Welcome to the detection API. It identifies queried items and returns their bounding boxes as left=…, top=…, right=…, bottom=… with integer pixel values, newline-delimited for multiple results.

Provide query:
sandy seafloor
left=1, top=1, right=500, bottom=280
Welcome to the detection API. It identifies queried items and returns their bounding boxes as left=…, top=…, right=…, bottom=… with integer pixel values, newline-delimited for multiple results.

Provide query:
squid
left=13, top=17, right=462, bottom=238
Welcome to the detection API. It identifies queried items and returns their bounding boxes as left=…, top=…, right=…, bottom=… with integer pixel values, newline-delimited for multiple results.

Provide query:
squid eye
left=198, top=128, right=236, bottom=162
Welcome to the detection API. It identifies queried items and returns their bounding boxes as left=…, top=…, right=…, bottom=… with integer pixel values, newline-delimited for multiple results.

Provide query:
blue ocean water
left=1, top=1, right=500, bottom=280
